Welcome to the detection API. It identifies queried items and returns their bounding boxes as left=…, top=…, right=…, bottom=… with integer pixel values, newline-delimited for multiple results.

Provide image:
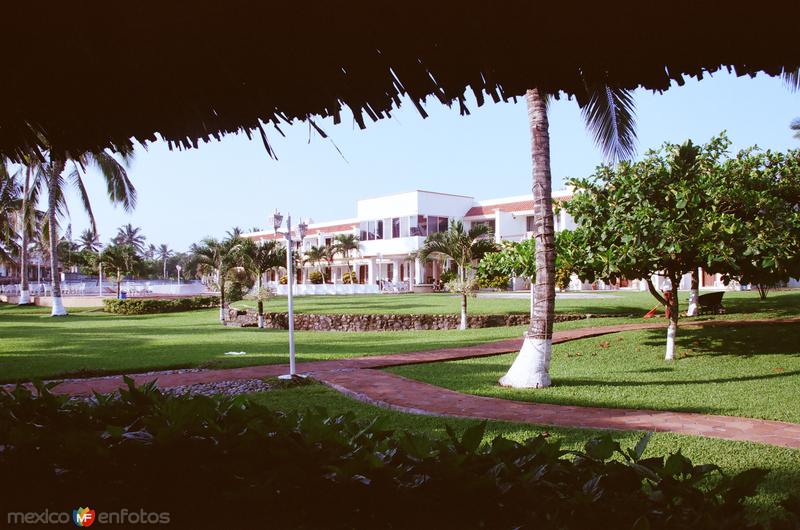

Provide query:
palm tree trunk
left=500, top=88, right=553, bottom=388
left=116, top=271, right=121, bottom=298
left=47, top=161, right=67, bottom=316
left=460, top=293, right=468, bottom=330
left=18, top=168, right=31, bottom=304
left=163, top=259, right=167, bottom=280
left=219, top=274, right=226, bottom=322
left=257, top=273, right=264, bottom=328
left=686, top=269, right=699, bottom=316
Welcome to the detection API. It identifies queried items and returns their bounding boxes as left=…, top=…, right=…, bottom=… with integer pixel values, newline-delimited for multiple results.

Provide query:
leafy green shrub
left=1, top=380, right=796, bottom=529
left=479, top=274, right=510, bottom=290
left=308, top=270, right=324, bottom=284
left=103, top=295, right=220, bottom=315
left=225, top=281, right=248, bottom=302
left=439, top=269, right=457, bottom=284
left=342, top=270, right=357, bottom=284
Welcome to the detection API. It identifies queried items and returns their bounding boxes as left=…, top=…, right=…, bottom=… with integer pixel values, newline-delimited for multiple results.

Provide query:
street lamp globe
left=272, top=209, right=283, bottom=233
left=297, top=220, right=308, bottom=241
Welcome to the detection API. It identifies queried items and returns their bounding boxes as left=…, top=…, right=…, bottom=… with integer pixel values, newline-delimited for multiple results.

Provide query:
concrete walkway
left=24, top=317, right=800, bottom=449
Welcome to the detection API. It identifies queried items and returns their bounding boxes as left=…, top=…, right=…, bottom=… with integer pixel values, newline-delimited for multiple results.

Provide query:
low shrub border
left=103, top=295, right=220, bottom=315
left=1, top=380, right=797, bottom=528
left=225, top=309, right=624, bottom=331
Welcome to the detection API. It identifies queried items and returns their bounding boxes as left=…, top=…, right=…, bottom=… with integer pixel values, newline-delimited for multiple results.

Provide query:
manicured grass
left=250, top=383, right=800, bottom=521
left=389, top=323, right=800, bottom=423
left=0, top=304, right=526, bottom=383
left=234, top=289, right=800, bottom=317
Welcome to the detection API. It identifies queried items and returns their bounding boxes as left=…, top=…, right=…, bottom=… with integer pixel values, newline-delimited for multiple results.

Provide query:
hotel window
left=375, top=220, right=383, bottom=240
left=392, top=217, right=401, bottom=238
left=526, top=215, right=536, bottom=232
left=412, top=215, right=428, bottom=237
left=358, top=221, right=383, bottom=240
left=437, top=216, right=449, bottom=233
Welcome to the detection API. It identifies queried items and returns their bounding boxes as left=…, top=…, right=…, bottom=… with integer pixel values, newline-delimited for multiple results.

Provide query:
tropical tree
left=419, top=220, right=496, bottom=330
left=15, top=158, right=44, bottom=305
left=709, top=145, right=800, bottom=299
left=114, top=223, right=146, bottom=255
left=500, top=85, right=637, bottom=388
left=190, top=235, right=242, bottom=321
left=239, top=239, right=286, bottom=328
left=303, top=245, right=329, bottom=282
left=566, top=137, right=730, bottom=361
left=792, top=118, right=800, bottom=140
left=78, top=229, right=101, bottom=252
left=333, top=233, right=360, bottom=286
left=0, top=164, right=21, bottom=266
left=98, top=244, right=140, bottom=298
left=41, top=148, right=135, bottom=316
left=157, top=244, right=173, bottom=279
left=477, top=238, right=536, bottom=316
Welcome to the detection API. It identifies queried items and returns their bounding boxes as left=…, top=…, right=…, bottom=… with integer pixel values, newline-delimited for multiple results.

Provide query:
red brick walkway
left=25, top=317, right=800, bottom=449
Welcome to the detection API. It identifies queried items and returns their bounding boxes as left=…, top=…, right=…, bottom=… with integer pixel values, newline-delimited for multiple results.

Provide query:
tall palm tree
left=791, top=118, right=800, bottom=140
left=78, top=229, right=101, bottom=252
left=500, top=85, right=637, bottom=388
left=16, top=158, right=43, bottom=305
left=419, top=220, right=496, bottom=330
left=157, top=244, right=173, bottom=279
left=40, top=148, right=135, bottom=316
left=191, top=235, right=241, bottom=322
left=239, top=239, right=286, bottom=327
left=114, top=223, right=146, bottom=256
left=333, top=233, right=360, bottom=285
left=0, top=164, right=21, bottom=267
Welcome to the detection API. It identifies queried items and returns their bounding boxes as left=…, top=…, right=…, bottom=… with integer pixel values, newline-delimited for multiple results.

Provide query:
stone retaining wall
left=224, top=308, right=613, bottom=331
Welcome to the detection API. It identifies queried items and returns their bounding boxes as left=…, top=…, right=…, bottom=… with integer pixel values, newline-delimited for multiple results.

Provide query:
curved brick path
left=25, top=317, right=800, bottom=449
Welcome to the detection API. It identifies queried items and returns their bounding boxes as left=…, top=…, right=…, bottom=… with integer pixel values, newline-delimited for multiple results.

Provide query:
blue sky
left=65, top=72, right=799, bottom=251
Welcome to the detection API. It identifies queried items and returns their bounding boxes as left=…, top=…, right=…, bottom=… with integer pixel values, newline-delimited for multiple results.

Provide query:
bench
left=697, top=291, right=725, bottom=315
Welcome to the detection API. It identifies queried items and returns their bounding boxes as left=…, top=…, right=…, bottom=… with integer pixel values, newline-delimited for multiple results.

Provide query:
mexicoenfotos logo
left=73, top=507, right=96, bottom=527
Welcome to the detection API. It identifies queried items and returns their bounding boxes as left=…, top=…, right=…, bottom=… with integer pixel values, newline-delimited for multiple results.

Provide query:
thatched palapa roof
left=1, top=1, right=798, bottom=160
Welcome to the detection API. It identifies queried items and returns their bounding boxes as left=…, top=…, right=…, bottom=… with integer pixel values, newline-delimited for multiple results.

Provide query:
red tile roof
left=465, top=196, right=572, bottom=217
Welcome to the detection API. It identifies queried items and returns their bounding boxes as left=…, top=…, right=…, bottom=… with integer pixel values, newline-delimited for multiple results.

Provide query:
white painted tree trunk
left=51, top=296, right=67, bottom=316
left=460, top=294, right=468, bottom=330
left=499, top=336, right=552, bottom=388
left=19, top=290, right=31, bottom=305
left=686, top=289, right=699, bottom=316
left=665, top=322, right=676, bottom=360
left=258, top=314, right=265, bottom=328
left=219, top=306, right=225, bottom=322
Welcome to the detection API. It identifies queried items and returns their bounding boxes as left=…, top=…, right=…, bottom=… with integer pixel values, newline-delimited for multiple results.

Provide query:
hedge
left=103, top=295, right=220, bottom=315
left=1, top=380, right=797, bottom=529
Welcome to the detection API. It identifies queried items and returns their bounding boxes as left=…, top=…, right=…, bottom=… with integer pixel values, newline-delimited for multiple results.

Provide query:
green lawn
left=252, top=383, right=800, bottom=522
left=0, top=304, right=527, bottom=383
left=389, top=323, right=800, bottom=423
left=233, top=289, right=800, bottom=317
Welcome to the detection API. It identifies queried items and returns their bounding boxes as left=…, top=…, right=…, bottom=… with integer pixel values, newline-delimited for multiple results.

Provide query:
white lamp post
left=98, top=262, right=103, bottom=297
left=274, top=210, right=307, bottom=379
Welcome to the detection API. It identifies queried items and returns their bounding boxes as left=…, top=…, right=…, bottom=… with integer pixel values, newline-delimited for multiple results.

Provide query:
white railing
left=266, top=282, right=380, bottom=295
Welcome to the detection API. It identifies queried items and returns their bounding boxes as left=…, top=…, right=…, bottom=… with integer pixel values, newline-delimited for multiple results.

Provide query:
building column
left=392, top=259, right=401, bottom=283
left=414, top=257, right=423, bottom=285
left=494, top=209, right=502, bottom=244
left=433, top=260, right=440, bottom=281
left=367, top=258, right=376, bottom=285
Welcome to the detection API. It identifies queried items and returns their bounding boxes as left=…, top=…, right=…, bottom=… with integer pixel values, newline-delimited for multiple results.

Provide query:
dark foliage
left=1, top=381, right=797, bottom=529
left=102, top=295, right=219, bottom=315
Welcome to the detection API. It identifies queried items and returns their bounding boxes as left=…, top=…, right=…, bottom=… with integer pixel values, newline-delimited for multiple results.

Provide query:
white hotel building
left=242, top=188, right=748, bottom=295
left=244, top=189, right=575, bottom=294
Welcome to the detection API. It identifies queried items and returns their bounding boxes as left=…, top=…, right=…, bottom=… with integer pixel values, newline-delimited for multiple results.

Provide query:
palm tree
left=114, top=223, right=146, bottom=255
left=99, top=244, right=140, bottom=298
left=239, top=239, right=286, bottom=327
left=78, top=229, right=101, bottom=252
left=333, top=233, right=360, bottom=286
left=792, top=118, right=800, bottom=140
left=15, top=158, right=43, bottom=305
left=303, top=245, right=328, bottom=282
left=157, top=244, right=173, bottom=279
left=500, top=85, right=637, bottom=388
left=41, top=148, right=135, bottom=316
left=0, top=164, right=21, bottom=267
left=419, top=220, right=496, bottom=330
left=191, top=235, right=241, bottom=321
